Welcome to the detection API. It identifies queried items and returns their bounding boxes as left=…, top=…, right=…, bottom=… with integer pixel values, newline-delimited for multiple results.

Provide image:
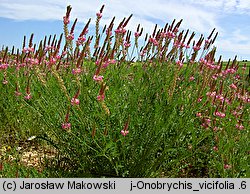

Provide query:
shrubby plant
left=0, top=5, right=249, bottom=177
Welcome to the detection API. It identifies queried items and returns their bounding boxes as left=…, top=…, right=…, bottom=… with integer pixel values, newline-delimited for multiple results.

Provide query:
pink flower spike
left=205, top=39, right=210, bottom=44
left=210, top=91, right=216, bottom=97
left=71, top=98, right=80, bottom=106
left=121, top=28, right=127, bottom=34
left=120, top=130, right=129, bottom=136
left=224, top=164, right=231, bottom=170
left=174, top=41, right=180, bottom=48
left=176, top=60, right=183, bottom=68
left=197, top=97, right=202, bottom=102
left=62, top=51, right=67, bottom=56
left=189, top=76, right=195, bottom=81
left=134, top=32, right=140, bottom=37
left=97, top=94, right=105, bottom=101
left=205, top=118, right=211, bottom=124
left=124, top=41, right=131, bottom=48
left=149, top=37, right=154, bottom=43
left=102, top=61, right=110, bottom=68
left=114, top=29, right=120, bottom=34
left=166, top=31, right=175, bottom=39
left=66, top=33, right=74, bottom=40
left=213, top=127, right=219, bottom=132
left=193, top=45, right=201, bottom=52
left=96, top=12, right=102, bottom=19
left=230, top=83, right=237, bottom=90
left=2, top=79, right=8, bottom=85
left=234, top=74, right=241, bottom=80
left=201, top=123, right=209, bottom=128
left=15, top=91, right=22, bottom=96
left=212, top=74, right=218, bottom=80
left=76, top=36, right=86, bottom=45
left=236, top=124, right=244, bottom=130
left=196, top=112, right=202, bottom=117
left=93, top=75, right=103, bottom=82
left=109, top=59, right=116, bottom=64
left=213, top=146, right=218, bottom=151
left=63, top=16, right=70, bottom=24
left=28, top=47, right=34, bottom=52
left=62, top=122, right=71, bottom=130
left=72, top=68, right=82, bottom=75
left=214, top=111, right=226, bottom=118
left=106, top=29, right=112, bottom=36
left=153, top=39, right=159, bottom=46
left=160, top=32, right=167, bottom=38
left=0, top=63, right=9, bottom=70
left=220, top=112, right=226, bottom=118
left=95, top=60, right=100, bottom=66
left=24, top=93, right=32, bottom=100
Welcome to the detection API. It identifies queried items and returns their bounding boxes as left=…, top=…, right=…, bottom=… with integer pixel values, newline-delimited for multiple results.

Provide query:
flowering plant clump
left=0, top=5, right=249, bottom=178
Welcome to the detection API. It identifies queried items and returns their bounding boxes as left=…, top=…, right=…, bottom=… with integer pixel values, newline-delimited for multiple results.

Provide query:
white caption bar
left=0, top=178, right=248, bottom=194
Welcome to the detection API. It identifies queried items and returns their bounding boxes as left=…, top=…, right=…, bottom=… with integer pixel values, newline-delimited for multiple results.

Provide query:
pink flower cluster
left=96, top=12, right=102, bottom=19
left=189, top=76, right=195, bottom=81
left=166, top=31, right=176, bottom=39
left=106, top=28, right=112, bottom=36
left=215, top=94, right=225, bottom=103
left=15, top=91, right=22, bottom=96
left=66, top=33, right=74, bottom=41
left=193, top=45, right=201, bottom=52
left=76, top=36, right=86, bottom=46
left=197, top=97, right=202, bottom=102
left=115, top=27, right=126, bottom=35
left=140, top=50, right=146, bottom=57
left=97, top=94, right=105, bottom=101
left=72, top=68, right=82, bottom=75
left=218, top=68, right=237, bottom=78
left=224, top=164, right=231, bottom=169
left=173, top=40, right=181, bottom=48
left=45, top=45, right=56, bottom=51
left=15, top=63, right=26, bottom=70
left=63, top=16, right=70, bottom=25
left=176, top=41, right=189, bottom=49
left=149, top=37, right=158, bottom=46
left=22, top=47, right=34, bottom=53
left=200, top=58, right=219, bottom=70
left=234, top=74, right=241, bottom=80
left=230, top=83, right=237, bottom=90
left=49, top=57, right=57, bottom=65
left=196, top=112, right=202, bottom=117
left=71, top=98, right=80, bottom=106
left=2, top=79, right=8, bottom=85
left=102, top=59, right=116, bottom=68
left=121, top=129, right=129, bottom=136
left=62, top=122, right=71, bottom=129
left=214, top=111, right=226, bottom=118
left=124, top=41, right=131, bottom=48
left=93, top=75, right=103, bottom=82
left=206, top=91, right=216, bottom=98
left=25, top=58, right=39, bottom=65
left=134, top=32, right=140, bottom=37
left=176, top=60, right=183, bottom=68
left=201, top=118, right=211, bottom=128
left=24, top=93, right=32, bottom=100
left=213, top=146, right=218, bottom=151
left=0, top=63, right=9, bottom=70
left=236, top=123, right=244, bottom=130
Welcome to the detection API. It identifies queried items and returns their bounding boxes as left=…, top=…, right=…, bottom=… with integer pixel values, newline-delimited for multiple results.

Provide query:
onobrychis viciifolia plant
left=0, top=3, right=249, bottom=177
